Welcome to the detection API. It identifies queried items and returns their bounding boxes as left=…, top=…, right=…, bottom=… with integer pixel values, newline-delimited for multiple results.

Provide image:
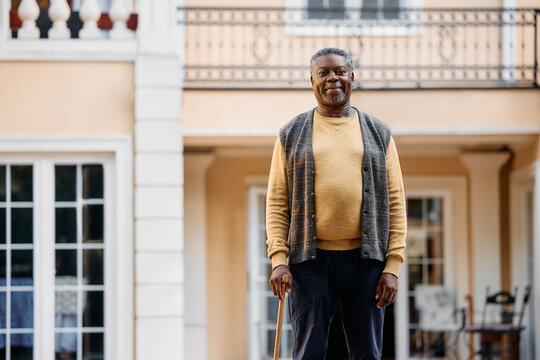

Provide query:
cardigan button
left=311, top=192, right=315, bottom=197
left=311, top=214, right=315, bottom=218
left=311, top=171, right=315, bottom=175
left=313, top=236, right=317, bottom=240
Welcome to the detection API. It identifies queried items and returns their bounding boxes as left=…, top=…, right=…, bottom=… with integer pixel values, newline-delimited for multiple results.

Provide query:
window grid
left=407, top=197, right=446, bottom=359
left=55, top=164, right=105, bottom=360
left=0, top=165, right=36, bottom=359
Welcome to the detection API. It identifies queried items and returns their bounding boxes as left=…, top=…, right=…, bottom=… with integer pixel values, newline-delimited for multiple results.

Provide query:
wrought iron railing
left=178, top=7, right=539, bottom=90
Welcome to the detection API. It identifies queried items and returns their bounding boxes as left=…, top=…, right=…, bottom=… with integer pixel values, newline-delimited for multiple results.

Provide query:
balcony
left=178, top=7, right=539, bottom=90
left=2, top=0, right=137, bottom=60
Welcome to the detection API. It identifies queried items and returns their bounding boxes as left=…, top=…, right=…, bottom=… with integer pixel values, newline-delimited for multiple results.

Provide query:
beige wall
left=206, top=156, right=271, bottom=360
left=513, top=137, right=540, bottom=171
left=183, top=89, right=540, bottom=137
left=0, top=62, right=134, bottom=135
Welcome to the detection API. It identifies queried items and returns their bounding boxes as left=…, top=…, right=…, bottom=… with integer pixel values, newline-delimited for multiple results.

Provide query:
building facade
left=1, top=0, right=539, bottom=359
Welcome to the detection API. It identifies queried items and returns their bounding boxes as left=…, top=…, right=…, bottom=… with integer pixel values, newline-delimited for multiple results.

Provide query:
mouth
left=323, top=85, right=344, bottom=93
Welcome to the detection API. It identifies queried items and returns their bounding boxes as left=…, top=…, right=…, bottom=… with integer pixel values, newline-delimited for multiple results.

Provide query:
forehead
left=313, top=53, right=350, bottom=69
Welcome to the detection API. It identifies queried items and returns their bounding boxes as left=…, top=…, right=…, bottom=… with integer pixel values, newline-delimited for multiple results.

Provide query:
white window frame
left=285, top=0, right=424, bottom=37
left=0, top=135, right=133, bottom=360
left=396, top=176, right=468, bottom=360
left=0, top=0, right=136, bottom=61
left=246, top=182, right=293, bottom=360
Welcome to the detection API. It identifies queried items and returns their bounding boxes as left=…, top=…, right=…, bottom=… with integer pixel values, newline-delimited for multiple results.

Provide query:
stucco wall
left=183, top=89, right=540, bottom=136
left=0, top=62, right=134, bottom=135
left=513, top=137, right=540, bottom=171
left=206, top=156, right=271, bottom=360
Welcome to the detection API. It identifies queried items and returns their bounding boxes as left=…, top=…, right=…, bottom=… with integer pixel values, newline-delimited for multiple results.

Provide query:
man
left=266, top=48, right=407, bottom=360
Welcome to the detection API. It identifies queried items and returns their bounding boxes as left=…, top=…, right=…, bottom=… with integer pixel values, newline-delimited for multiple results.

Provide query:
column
left=461, top=152, right=510, bottom=318
left=184, top=154, right=214, bottom=360
left=134, top=0, right=185, bottom=358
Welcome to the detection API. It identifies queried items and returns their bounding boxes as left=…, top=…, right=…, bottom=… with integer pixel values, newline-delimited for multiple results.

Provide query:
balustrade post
left=79, top=0, right=101, bottom=39
left=17, top=0, right=40, bottom=39
left=48, top=0, right=71, bottom=39
left=109, top=0, right=131, bottom=39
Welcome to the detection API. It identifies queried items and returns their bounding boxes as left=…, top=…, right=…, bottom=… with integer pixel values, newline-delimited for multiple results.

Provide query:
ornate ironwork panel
left=178, top=7, right=539, bottom=89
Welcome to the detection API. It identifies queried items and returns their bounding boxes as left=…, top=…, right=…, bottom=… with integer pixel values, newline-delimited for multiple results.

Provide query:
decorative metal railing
left=178, top=7, right=539, bottom=90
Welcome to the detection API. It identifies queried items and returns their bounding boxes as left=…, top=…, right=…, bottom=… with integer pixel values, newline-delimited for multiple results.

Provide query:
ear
left=351, top=71, right=355, bottom=82
left=310, top=75, right=314, bottom=86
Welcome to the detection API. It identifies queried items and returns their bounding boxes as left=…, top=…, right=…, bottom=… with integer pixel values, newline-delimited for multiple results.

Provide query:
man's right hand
left=269, top=265, right=292, bottom=302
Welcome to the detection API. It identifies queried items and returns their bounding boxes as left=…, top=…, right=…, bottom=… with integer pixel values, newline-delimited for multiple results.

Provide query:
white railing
left=15, top=0, right=133, bottom=40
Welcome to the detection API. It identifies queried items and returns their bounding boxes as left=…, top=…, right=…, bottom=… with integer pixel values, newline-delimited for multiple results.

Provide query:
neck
left=316, top=103, right=354, bottom=118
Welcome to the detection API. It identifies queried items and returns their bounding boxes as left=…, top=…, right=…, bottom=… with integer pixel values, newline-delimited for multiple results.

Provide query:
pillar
left=461, top=152, right=510, bottom=318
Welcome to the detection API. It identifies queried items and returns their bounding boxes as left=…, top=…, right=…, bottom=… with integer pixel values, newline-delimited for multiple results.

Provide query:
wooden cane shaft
left=273, top=274, right=288, bottom=360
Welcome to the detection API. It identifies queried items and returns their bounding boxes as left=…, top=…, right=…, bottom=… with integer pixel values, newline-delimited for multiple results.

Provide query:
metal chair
left=468, top=285, right=531, bottom=359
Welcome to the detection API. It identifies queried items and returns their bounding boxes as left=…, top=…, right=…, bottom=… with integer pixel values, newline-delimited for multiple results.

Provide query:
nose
left=328, top=71, right=338, bottom=80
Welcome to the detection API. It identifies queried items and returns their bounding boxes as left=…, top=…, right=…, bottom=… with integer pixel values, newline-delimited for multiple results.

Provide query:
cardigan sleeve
left=382, top=137, right=407, bottom=277
left=266, top=138, right=290, bottom=269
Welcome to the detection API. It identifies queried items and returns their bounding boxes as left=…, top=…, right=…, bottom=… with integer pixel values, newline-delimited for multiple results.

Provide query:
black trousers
left=288, top=248, right=385, bottom=360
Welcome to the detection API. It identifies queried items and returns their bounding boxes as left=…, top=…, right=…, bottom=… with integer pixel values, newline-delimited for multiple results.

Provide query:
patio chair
left=467, top=285, right=531, bottom=359
left=414, top=285, right=467, bottom=359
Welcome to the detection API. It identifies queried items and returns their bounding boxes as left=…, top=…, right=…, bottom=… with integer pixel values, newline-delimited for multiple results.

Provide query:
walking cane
left=273, top=274, right=288, bottom=360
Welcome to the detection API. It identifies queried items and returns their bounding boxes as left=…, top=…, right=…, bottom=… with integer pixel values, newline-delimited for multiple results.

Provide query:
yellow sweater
left=266, top=111, right=407, bottom=276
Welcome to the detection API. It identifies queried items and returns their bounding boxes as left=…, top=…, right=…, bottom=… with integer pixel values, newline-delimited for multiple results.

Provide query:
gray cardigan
left=279, top=107, right=392, bottom=264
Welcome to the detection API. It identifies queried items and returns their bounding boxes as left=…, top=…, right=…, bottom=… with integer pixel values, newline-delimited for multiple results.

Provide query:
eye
left=319, top=70, right=328, bottom=76
left=336, top=69, right=345, bottom=75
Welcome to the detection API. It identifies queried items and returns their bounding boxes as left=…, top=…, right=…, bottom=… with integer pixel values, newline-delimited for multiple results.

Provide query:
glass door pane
left=0, top=165, right=35, bottom=360
left=54, top=165, right=105, bottom=360
left=406, top=197, right=447, bottom=358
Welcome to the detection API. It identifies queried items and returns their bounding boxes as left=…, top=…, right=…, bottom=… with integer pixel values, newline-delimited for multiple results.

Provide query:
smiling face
left=311, top=53, right=354, bottom=109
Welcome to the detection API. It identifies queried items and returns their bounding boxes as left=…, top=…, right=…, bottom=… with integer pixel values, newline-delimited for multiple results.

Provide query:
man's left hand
left=375, top=273, right=398, bottom=309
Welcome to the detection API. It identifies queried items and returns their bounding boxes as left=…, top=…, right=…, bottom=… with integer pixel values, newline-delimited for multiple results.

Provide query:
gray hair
left=310, top=48, right=353, bottom=73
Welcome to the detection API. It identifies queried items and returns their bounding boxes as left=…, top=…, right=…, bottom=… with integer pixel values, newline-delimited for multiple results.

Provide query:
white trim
left=510, top=162, right=535, bottom=359
left=0, top=39, right=137, bottom=61
left=398, top=175, right=468, bottom=360
left=246, top=185, right=267, bottom=360
left=0, top=135, right=134, bottom=360
left=533, top=160, right=540, bottom=360
left=35, top=159, right=56, bottom=360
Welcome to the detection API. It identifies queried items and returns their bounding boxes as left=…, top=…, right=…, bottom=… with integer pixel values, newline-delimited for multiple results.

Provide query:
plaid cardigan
left=279, top=107, right=392, bottom=264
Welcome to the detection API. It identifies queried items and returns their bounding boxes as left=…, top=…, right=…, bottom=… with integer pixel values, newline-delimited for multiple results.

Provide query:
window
left=362, top=0, right=400, bottom=20
left=286, top=0, right=423, bottom=37
left=247, top=187, right=293, bottom=360
left=54, top=164, right=105, bottom=360
left=0, top=160, right=110, bottom=360
left=0, top=165, right=35, bottom=359
left=307, top=0, right=345, bottom=20
left=406, top=197, right=448, bottom=358
left=307, top=0, right=401, bottom=20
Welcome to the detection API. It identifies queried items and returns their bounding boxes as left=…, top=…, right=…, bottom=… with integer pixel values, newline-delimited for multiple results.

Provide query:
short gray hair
left=310, top=48, right=353, bottom=73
